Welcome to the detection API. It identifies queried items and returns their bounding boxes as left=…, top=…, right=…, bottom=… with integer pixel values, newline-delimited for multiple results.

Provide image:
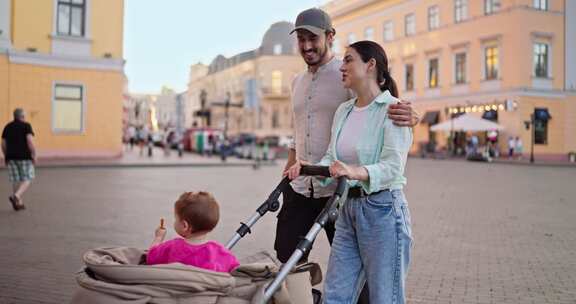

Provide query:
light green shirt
left=318, top=90, right=413, bottom=193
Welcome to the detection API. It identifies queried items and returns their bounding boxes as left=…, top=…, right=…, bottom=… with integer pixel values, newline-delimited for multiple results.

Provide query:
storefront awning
left=482, top=110, right=498, bottom=121
left=430, top=114, right=505, bottom=132
left=535, top=108, right=551, bottom=121
left=421, top=111, right=440, bottom=125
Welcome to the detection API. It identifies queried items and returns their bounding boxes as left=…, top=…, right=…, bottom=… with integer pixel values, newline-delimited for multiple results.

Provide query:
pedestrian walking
left=514, top=136, right=523, bottom=160
left=508, top=136, right=515, bottom=159
left=2, top=108, right=37, bottom=211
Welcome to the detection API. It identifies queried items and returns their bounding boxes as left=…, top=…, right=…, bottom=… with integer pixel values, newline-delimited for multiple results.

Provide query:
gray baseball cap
left=290, top=8, right=335, bottom=36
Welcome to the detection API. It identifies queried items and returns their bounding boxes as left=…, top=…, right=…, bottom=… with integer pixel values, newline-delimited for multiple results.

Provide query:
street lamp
left=224, top=91, right=231, bottom=140
left=524, top=113, right=535, bottom=163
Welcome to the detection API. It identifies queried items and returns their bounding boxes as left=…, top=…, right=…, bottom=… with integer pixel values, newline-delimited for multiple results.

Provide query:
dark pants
left=274, top=185, right=369, bottom=304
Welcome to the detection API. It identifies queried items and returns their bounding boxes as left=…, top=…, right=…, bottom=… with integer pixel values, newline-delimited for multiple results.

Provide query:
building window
left=273, top=44, right=282, bottom=55
left=53, top=84, right=84, bottom=132
left=455, top=0, right=468, bottom=23
left=484, top=46, right=499, bottom=80
left=347, top=33, right=356, bottom=44
left=428, top=58, right=439, bottom=88
left=533, top=43, right=549, bottom=78
left=271, top=71, right=282, bottom=94
left=57, top=0, right=86, bottom=37
left=383, top=21, right=394, bottom=41
left=364, top=27, right=374, bottom=41
left=428, top=6, right=440, bottom=30
left=533, top=0, right=548, bottom=10
left=405, top=64, right=414, bottom=91
left=405, top=13, right=415, bottom=36
left=455, top=52, right=467, bottom=84
left=484, top=0, right=501, bottom=15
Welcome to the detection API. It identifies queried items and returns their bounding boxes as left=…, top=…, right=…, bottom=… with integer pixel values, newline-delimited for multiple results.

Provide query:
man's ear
left=325, top=31, right=335, bottom=45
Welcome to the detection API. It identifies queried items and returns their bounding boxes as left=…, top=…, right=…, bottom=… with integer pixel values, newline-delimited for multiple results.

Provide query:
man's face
left=296, top=29, right=331, bottom=66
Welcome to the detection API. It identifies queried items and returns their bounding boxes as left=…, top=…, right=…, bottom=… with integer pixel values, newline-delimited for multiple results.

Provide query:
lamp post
left=524, top=112, right=535, bottom=163
left=175, top=93, right=184, bottom=157
left=224, top=92, right=231, bottom=140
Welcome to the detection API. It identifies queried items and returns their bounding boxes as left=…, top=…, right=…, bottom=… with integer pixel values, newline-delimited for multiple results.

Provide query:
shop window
left=534, top=108, right=550, bottom=145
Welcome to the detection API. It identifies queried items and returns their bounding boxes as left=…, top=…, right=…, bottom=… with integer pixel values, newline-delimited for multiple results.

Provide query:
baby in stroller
left=147, top=191, right=239, bottom=273
left=72, top=168, right=336, bottom=303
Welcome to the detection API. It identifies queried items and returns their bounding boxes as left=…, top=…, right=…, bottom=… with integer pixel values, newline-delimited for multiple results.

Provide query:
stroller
left=71, top=166, right=347, bottom=304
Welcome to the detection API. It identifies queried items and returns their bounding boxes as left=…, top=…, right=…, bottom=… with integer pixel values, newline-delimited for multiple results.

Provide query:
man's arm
left=388, top=101, right=420, bottom=127
left=284, top=148, right=297, bottom=172
left=1, top=139, right=6, bottom=157
left=26, top=134, right=36, bottom=162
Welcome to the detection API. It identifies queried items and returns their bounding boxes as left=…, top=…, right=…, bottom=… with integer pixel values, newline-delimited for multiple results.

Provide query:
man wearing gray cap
left=275, top=7, right=418, bottom=303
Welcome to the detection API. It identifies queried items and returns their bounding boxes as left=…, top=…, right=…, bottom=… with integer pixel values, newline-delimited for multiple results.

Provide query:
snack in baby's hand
left=160, top=218, right=165, bottom=229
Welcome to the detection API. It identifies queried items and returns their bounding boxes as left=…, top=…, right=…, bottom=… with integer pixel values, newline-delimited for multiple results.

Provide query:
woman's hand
left=329, top=160, right=369, bottom=181
left=329, top=160, right=354, bottom=178
left=283, top=160, right=310, bottom=180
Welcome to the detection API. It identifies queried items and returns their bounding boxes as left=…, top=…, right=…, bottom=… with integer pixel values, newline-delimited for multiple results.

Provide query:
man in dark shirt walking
left=2, top=108, right=36, bottom=211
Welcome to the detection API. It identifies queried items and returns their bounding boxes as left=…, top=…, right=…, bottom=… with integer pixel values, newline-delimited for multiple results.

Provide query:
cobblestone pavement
left=0, top=159, right=575, bottom=303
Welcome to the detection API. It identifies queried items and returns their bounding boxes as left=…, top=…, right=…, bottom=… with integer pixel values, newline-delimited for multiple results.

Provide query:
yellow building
left=0, top=0, right=125, bottom=159
left=324, top=0, right=576, bottom=160
left=187, top=22, right=305, bottom=138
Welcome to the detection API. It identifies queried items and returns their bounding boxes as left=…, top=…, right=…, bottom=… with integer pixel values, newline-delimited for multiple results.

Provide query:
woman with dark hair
left=286, top=40, right=413, bottom=303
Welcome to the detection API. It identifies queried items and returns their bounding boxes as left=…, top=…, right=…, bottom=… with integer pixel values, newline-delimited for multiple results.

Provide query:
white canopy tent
left=430, top=114, right=505, bottom=132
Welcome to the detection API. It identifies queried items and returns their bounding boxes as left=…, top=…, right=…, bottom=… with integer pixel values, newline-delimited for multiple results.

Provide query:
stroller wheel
left=312, top=288, right=322, bottom=304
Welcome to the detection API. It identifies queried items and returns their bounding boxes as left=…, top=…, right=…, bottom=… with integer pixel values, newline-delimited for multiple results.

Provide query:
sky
left=124, top=0, right=327, bottom=94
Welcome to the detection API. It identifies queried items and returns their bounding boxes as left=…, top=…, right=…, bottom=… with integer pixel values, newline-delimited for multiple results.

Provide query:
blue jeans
left=323, top=189, right=413, bottom=304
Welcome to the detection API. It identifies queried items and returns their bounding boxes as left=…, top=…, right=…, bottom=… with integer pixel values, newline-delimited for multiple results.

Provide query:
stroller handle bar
left=300, top=165, right=347, bottom=198
left=299, top=165, right=330, bottom=177
left=262, top=175, right=348, bottom=303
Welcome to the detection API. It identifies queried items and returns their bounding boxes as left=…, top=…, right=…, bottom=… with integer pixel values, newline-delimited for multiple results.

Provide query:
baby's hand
left=155, top=226, right=167, bottom=240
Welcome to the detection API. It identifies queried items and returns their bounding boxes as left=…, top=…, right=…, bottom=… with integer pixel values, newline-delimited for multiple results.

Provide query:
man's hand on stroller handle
left=283, top=160, right=310, bottom=180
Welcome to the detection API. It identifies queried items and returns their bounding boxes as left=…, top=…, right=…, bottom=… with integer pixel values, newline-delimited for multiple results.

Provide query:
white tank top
left=336, top=104, right=370, bottom=165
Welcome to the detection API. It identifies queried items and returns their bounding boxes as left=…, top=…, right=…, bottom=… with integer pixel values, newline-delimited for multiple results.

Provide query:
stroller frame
left=225, top=166, right=348, bottom=304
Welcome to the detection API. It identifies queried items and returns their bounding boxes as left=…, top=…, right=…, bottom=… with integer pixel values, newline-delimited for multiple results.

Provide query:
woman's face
left=340, top=47, right=373, bottom=89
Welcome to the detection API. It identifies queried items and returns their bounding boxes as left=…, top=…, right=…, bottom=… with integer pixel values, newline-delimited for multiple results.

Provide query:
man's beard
left=303, top=44, right=328, bottom=67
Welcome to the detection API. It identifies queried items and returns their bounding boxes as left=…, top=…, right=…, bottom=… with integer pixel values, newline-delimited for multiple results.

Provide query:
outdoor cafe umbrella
left=430, top=113, right=505, bottom=132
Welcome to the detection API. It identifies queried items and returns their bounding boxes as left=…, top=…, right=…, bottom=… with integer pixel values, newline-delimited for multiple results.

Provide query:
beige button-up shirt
left=290, top=57, right=353, bottom=198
